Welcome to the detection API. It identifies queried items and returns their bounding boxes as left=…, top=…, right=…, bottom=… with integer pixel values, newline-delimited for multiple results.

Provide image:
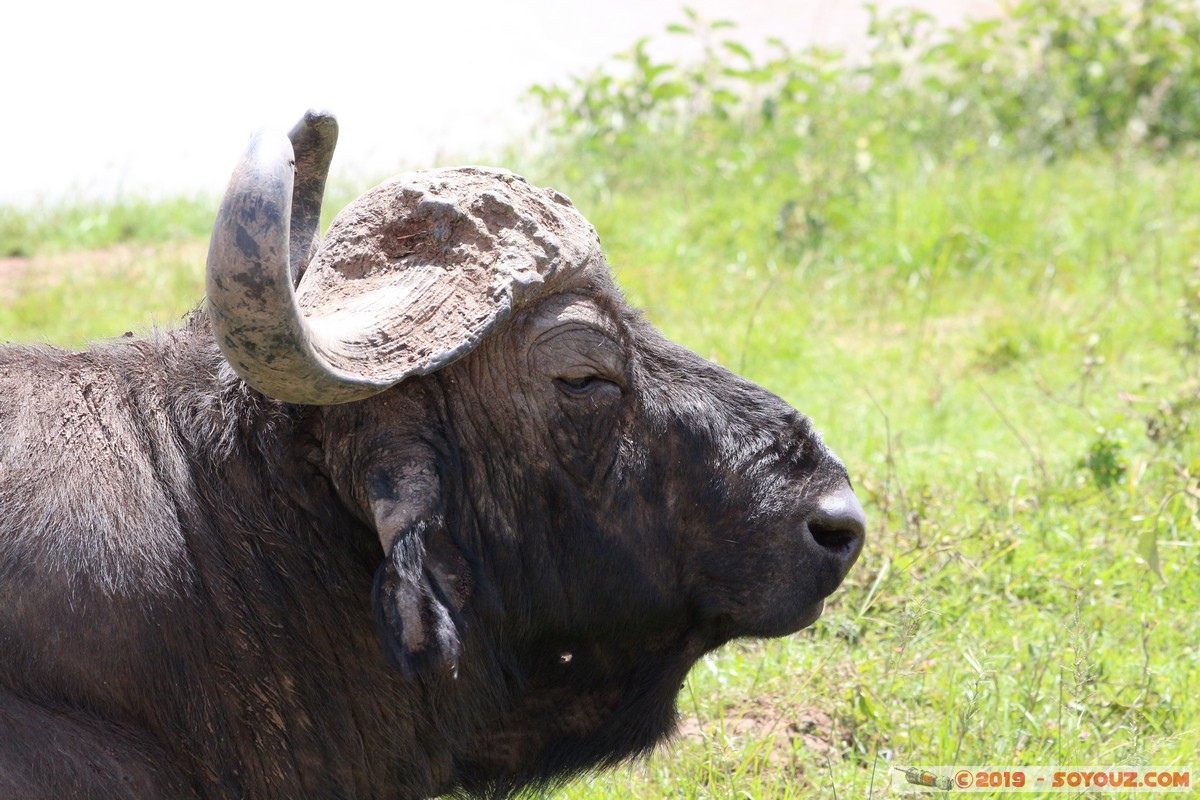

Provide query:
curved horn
left=288, top=110, right=338, bottom=281
left=206, top=111, right=391, bottom=404
left=208, top=112, right=607, bottom=407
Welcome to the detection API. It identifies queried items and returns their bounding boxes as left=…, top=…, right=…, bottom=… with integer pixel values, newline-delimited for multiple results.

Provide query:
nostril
left=809, top=520, right=862, bottom=552
left=806, top=485, right=866, bottom=559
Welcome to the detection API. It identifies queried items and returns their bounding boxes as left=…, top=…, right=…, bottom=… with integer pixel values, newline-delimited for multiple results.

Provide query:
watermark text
left=895, top=766, right=1193, bottom=793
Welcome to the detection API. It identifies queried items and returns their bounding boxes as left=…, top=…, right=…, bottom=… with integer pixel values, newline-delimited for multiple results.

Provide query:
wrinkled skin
left=0, top=166, right=861, bottom=799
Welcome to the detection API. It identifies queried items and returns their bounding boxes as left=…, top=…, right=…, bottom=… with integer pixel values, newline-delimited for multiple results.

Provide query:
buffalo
left=0, top=111, right=864, bottom=799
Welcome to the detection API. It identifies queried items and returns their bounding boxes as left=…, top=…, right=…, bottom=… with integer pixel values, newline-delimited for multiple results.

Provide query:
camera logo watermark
left=895, top=766, right=1193, bottom=792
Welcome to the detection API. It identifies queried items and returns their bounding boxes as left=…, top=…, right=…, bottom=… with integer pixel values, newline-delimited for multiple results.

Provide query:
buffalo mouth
left=770, top=483, right=867, bottom=634
left=715, top=595, right=830, bottom=642
left=697, top=506, right=865, bottom=642
left=792, top=597, right=827, bottom=631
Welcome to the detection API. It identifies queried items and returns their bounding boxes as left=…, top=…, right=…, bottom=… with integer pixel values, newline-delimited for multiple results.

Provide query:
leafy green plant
left=1079, top=427, right=1128, bottom=488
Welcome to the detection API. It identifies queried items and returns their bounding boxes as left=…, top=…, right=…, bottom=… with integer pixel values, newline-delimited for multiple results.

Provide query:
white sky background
left=1, top=0, right=994, bottom=206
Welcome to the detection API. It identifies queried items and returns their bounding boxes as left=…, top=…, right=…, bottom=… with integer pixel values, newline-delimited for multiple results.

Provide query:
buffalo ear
left=367, top=468, right=470, bottom=679
left=371, top=515, right=466, bottom=679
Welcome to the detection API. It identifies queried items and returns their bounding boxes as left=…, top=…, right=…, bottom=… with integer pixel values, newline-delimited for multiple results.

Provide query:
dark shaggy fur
left=0, top=282, right=859, bottom=799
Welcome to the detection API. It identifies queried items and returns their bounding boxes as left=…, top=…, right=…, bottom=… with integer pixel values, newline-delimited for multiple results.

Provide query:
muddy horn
left=206, top=110, right=391, bottom=404
left=207, top=111, right=607, bottom=406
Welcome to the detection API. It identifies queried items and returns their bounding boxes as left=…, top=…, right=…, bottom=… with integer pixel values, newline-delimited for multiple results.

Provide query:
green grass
left=0, top=181, right=361, bottom=344
left=3, top=3, right=1199, bottom=798
left=0, top=196, right=216, bottom=258
left=0, top=242, right=207, bottom=343
left=519, top=150, right=1200, bottom=800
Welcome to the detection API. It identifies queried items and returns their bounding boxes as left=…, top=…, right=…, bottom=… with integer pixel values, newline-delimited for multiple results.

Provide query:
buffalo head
left=206, top=110, right=864, bottom=792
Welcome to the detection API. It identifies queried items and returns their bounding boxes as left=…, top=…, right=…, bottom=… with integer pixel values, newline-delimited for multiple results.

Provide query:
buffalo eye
left=555, top=373, right=621, bottom=398
left=557, top=374, right=610, bottom=393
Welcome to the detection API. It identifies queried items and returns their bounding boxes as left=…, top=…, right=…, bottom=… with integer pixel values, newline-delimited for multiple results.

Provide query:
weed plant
left=2, top=2, right=1198, bottom=797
